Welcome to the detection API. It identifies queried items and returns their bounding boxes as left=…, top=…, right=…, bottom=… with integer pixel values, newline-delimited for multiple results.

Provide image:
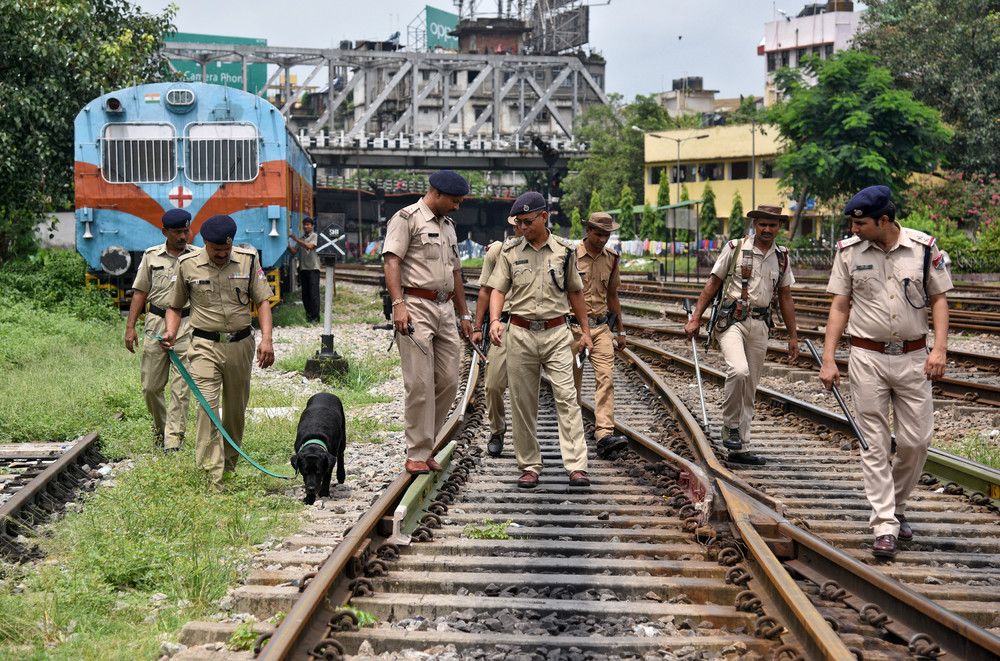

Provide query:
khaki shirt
left=131, top=243, right=197, bottom=309
left=478, top=241, right=511, bottom=313
left=576, top=242, right=620, bottom=317
left=486, top=233, right=583, bottom=320
left=827, top=225, right=953, bottom=342
left=711, top=237, right=795, bottom=307
left=298, top=231, right=320, bottom=271
left=169, top=247, right=273, bottom=332
left=381, top=198, right=460, bottom=292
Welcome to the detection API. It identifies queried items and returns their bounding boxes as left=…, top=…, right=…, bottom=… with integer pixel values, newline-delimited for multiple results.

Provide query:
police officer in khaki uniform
left=125, top=209, right=197, bottom=450
left=471, top=215, right=521, bottom=458
left=819, top=186, right=951, bottom=559
left=289, top=217, right=321, bottom=322
left=487, top=192, right=594, bottom=489
left=383, top=170, right=474, bottom=475
left=685, top=204, right=799, bottom=465
left=160, top=214, right=275, bottom=487
left=570, top=212, right=627, bottom=457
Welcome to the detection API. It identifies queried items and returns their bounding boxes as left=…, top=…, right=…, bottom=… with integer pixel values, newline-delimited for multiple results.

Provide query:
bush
left=899, top=209, right=974, bottom=253
left=0, top=249, right=119, bottom=322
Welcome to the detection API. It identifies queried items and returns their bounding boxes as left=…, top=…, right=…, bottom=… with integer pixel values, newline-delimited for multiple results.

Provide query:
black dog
left=291, top=392, right=346, bottom=504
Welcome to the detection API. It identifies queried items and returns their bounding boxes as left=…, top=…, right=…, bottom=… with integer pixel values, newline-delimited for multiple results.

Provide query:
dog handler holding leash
left=159, top=214, right=275, bottom=488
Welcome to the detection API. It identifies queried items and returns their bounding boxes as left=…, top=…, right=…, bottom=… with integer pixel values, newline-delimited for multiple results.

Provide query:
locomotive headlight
left=100, top=245, right=132, bottom=276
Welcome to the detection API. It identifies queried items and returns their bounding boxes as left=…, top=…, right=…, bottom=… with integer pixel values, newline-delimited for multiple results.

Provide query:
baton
left=683, top=299, right=709, bottom=429
left=804, top=339, right=869, bottom=450
left=460, top=323, right=489, bottom=364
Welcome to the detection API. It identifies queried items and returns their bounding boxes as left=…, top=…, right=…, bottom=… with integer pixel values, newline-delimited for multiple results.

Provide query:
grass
left=0, top=257, right=401, bottom=660
left=462, top=518, right=514, bottom=540
left=933, top=432, right=1000, bottom=470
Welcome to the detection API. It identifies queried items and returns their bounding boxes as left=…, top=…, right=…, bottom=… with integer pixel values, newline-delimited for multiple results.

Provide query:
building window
left=780, top=50, right=790, bottom=68
left=825, top=44, right=834, bottom=58
left=101, top=123, right=176, bottom=184
left=731, top=160, right=751, bottom=180
left=767, top=52, right=778, bottom=72
left=649, top=166, right=668, bottom=186
left=797, top=48, right=807, bottom=66
left=812, top=46, right=822, bottom=57
left=671, top=164, right=696, bottom=184
left=421, top=70, right=432, bottom=81
left=698, top=162, right=724, bottom=181
left=759, top=160, right=776, bottom=179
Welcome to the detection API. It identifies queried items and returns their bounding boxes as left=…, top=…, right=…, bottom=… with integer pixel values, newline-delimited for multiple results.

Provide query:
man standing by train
left=685, top=204, right=798, bottom=466
left=487, top=191, right=593, bottom=488
left=289, top=217, right=321, bottom=322
left=382, top=170, right=475, bottom=475
left=819, top=186, right=951, bottom=559
left=125, top=209, right=197, bottom=451
left=471, top=215, right=521, bottom=458
left=570, top=212, right=628, bottom=457
left=159, top=214, right=275, bottom=488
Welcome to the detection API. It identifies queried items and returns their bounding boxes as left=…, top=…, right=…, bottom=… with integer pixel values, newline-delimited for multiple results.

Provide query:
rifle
left=606, top=311, right=619, bottom=335
left=704, top=288, right=723, bottom=351
left=477, top=319, right=491, bottom=360
left=804, top=339, right=869, bottom=451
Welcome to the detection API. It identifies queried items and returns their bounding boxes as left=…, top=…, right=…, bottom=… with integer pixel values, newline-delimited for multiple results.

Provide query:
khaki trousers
left=141, top=313, right=192, bottom=449
left=718, top=317, right=769, bottom=445
left=397, top=298, right=460, bottom=462
left=484, top=339, right=508, bottom=434
left=848, top=347, right=932, bottom=538
left=571, top=325, right=616, bottom=439
left=187, top=334, right=255, bottom=486
left=506, top=323, right=587, bottom=476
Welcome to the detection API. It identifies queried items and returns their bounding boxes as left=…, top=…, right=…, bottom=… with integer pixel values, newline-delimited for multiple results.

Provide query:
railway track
left=0, top=432, right=107, bottom=561
left=171, top=327, right=1000, bottom=660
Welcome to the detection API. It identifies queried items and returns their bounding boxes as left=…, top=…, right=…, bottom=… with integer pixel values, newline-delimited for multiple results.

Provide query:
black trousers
left=299, top=269, right=321, bottom=321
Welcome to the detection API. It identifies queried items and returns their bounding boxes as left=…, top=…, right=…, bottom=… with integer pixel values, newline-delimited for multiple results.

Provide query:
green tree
left=729, top=190, right=745, bottom=238
left=570, top=206, right=584, bottom=240
left=0, top=0, right=177, bottom=264
left=680, top=184, right=689, bottom=202
left=638, top=202, right=657, bottom=239
left=587, top=190, right=604, bottom=218
left=764, top=50, right=950, bottom=237
left=699, top=181, right=718, bottom=237
left=617, top=184, right=636, bottom=241
left=653, top=169, right=670, bottom=241
left=856, top=0, right=1000, bottom=174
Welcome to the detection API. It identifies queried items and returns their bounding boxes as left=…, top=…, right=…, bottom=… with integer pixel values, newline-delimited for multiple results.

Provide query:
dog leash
left=146, top=330, right=293, bottom=480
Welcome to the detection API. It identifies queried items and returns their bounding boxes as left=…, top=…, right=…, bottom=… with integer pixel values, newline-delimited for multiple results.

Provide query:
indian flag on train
left=144, top=93, right=161, bottom=104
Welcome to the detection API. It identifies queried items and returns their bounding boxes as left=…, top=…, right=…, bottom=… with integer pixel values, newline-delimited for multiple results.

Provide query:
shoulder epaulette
left=502, top=236, right=524, bottom=251
left=904, top=227, right=935, bottom=247
left=776, top=244, right=788, bottom=254
left=398, top=202, right=420, bottom=220
left=552, top=235, right=574, bottom=249
left=837, top=236, right=862, bottom=250
left=144, top=245, right=160, bottom=255
left=232, top=246, right=256, bottom=257
left=178, top=249, right=201, bottom=263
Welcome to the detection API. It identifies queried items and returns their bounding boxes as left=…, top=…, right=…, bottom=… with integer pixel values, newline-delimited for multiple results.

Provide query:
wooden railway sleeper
left=907, top=632, right=944, bottom=659
left=308, top=638, right=345, bottom=660
left=774, top=643, right=805, bottom=661
left=327, top=610, right=359, bottom=632
left=859, top=602, right=891, bottom=628
left=753, top=614, right=785, bottom=639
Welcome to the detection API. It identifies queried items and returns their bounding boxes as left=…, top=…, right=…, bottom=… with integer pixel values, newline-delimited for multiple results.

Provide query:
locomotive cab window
left=186, top=123, right=259, bottom=183
left=101, top=123, right=176, bottom=184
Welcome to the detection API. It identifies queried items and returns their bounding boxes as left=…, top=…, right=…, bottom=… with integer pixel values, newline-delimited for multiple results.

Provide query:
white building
left=760, top=1, right=862, bottom=105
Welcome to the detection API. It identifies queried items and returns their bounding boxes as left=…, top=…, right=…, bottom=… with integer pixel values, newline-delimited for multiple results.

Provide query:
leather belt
left=148, top=304, right=189, bottom=318
left=510, top=315, right=566, bottom=331
left=568, top=314, right=608, bottom=327
left=404, top=287, right=453, bottom=304
left=750, top=307, right=770, bottom=320
left=851, top=336, right=926, bottom=355
left=193, top=326, right=252, bottom=344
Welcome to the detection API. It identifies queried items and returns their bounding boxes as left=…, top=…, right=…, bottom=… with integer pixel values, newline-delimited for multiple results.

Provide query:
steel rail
left=256, top=358, right=481, bottom=660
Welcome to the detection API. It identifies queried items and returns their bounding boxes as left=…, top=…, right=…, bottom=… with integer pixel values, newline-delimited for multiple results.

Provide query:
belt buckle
left=434, top=290, right=449, bottom=304
left=529, top=320, right=545, bottom=331
left=884, top=341, right=902, bottom=355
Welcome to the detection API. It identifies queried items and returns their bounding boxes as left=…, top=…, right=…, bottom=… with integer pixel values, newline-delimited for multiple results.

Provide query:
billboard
left=165, top=32, right=268, bottom=94
left=426, top=6, right=459, bottom=51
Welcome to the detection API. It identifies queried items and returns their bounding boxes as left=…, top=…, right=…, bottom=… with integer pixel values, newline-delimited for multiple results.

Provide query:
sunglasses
left=514, top=211, right=544, bottom=226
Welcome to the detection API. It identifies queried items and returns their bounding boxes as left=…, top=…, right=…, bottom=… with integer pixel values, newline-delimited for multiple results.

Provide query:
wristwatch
left=460, top=315, right=473, bottom=322
left=617, top=331, right=627, bottom=337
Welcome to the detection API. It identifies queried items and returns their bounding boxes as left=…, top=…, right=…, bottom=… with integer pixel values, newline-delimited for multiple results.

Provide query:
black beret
left=844, top=185, right=893, bottom=218
left=201, top=214, right=237, bottom=245
left=161, top=208, right=191, bottom=229
left=428, top=170, right=470, bottom=196
left=510, top=191, right=547, bottom=216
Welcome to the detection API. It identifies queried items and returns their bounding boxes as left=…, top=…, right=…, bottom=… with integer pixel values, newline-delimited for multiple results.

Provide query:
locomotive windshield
left=186, top=122, right=259, bottom=183
left=101, top=123, right=176, bottom=184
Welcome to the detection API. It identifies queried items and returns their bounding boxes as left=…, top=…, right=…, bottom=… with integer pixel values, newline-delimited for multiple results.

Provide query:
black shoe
left=487, top=432, right=503, bottom=457
left=722, top=427, right=744, bottom=451
left=727, top=451, right=766, bottom=465
left=595, top=434, right=627, bottom=457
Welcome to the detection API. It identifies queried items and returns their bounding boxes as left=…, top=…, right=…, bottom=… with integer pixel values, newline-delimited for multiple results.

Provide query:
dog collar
left=301, top=439, right=327, bottom=450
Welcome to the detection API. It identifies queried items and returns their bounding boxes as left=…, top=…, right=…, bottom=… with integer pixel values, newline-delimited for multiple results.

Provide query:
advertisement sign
left=426, top=6, right=459, bottom=51
left=166, top=32, right=268, bottom=94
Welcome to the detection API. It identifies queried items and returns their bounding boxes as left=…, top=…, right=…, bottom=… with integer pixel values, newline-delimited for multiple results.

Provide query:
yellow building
left=641, top=124, right=783, bottom=236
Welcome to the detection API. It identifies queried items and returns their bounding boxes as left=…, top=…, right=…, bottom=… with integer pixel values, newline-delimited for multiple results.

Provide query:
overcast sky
left=135, top=0, right=866, bottom=101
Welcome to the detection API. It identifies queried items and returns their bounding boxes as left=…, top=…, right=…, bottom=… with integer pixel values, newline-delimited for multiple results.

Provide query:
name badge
left=855, top=264, right=873, bottom=271
left=515, top=259, right=529, bottom=265
left=195, top=279, right=210, bottom=285
left=228, top=274, right=250, bottom=280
